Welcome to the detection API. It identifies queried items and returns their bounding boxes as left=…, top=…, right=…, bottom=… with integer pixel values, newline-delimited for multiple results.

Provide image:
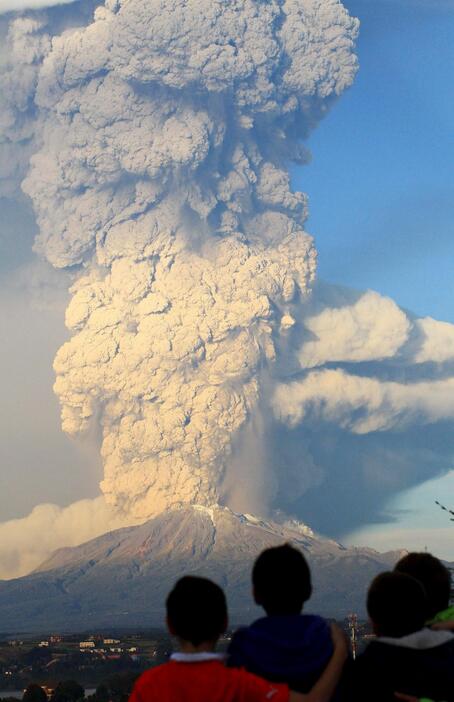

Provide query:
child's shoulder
left=229, top=613, right=331, bottom=649
left=288, top=613, right=333, bottom=647
left=260, top=612, right=331, bottom=633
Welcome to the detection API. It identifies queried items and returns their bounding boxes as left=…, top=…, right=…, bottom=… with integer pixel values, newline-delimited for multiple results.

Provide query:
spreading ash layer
left=6, top=0, right=358, bottom=520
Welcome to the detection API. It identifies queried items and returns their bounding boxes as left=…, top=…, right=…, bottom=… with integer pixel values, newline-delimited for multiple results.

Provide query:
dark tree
left=105, top=672, right=139, bottom=702
left=23, top=647, right=53, bottom=666
left=23, top=685, right=47, bottom=702
left=93, top=686, right=109, bottom=702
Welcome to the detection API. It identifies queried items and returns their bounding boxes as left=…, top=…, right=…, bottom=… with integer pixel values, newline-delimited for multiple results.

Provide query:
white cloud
left=0, top=0, right=76, bottom=14
left=299, top=288, right=454, bottom=369
left=0, top=497, right=133, bottom=579
left=299, top=290, right=411, bottom=368
left=413, top=316, right=454, bottom=363
left=273, top=368, right=454, bottom=434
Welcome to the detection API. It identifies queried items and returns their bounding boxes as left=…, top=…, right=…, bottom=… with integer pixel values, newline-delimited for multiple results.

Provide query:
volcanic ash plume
left=0, top=15, right=49, bottom=197
left=15, top=0, right=359, bottom=521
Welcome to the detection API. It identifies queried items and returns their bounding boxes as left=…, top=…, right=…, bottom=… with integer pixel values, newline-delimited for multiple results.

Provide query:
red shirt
left=130, top=658, right=289, bottom=702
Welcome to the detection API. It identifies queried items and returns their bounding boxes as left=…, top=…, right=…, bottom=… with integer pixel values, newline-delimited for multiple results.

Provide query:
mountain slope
left=0, top=506, right=404, bottom=632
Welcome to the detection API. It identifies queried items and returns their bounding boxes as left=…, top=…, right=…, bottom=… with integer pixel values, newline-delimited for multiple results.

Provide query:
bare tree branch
left=435, top=500, right=454, bottom=521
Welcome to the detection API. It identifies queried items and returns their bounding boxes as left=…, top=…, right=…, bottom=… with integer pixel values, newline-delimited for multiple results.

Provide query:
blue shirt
left=228, top=613, right=333, bottom=693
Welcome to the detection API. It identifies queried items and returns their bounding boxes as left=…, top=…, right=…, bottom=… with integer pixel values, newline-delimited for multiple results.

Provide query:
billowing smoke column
left=17, top=0, right=358, bottom=520
left=3, top=0, right=454, bottom=579
left=0, top=15, right=48, bottom=198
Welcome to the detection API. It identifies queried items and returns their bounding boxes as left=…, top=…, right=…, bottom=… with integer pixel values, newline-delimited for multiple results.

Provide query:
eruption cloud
left=12, top=0, right=358, bottom=521
left=4, top=0, right=454, bottom=578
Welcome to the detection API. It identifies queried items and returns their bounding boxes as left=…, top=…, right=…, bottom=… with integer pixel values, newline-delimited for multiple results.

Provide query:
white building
left=80, top=641, right=96, bottom=649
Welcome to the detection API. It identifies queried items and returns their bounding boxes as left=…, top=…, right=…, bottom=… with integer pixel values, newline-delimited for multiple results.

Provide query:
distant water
left=0, top=690, right=95, bottom=699
left=0, top=692, right=22, bottom=699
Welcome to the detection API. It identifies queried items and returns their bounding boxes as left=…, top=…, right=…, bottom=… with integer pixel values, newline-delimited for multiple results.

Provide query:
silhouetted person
left=128, top=575, right=348, bottom=702
left=228, top=544, right=335, bottom=694
left=395, top=552, right=454, bottom=623
left=348, top=571, right=454, bottom=702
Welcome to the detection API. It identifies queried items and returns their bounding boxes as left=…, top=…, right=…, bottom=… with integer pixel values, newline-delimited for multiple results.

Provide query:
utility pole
left=348, top=613, right=358, bottom=660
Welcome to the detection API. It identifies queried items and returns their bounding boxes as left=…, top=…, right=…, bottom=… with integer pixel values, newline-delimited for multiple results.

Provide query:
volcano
left=0, top=506, right=405, bottom=633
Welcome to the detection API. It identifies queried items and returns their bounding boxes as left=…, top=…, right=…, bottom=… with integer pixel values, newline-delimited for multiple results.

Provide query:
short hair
left=166, top=576, right=227, bottom=646
left=394, top=552, right=451, bottom=619
left=367, top=571, right=427, bottom=638
left=252, top=543, right=312, bottom=615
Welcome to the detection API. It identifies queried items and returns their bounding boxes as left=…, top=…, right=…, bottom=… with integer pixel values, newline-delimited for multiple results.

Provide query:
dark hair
left=166, top=576, right=227, bottom=646
left=252, top=543, right=312, bottom=615
left=367, top=571, right=427, bottom=637
left=394, top=552, right=451, bottom=619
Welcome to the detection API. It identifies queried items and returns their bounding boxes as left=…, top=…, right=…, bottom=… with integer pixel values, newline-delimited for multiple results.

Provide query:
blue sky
left=295, top=0, right=454, bottom=323
left=293, top=0, right=454, bottom=555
